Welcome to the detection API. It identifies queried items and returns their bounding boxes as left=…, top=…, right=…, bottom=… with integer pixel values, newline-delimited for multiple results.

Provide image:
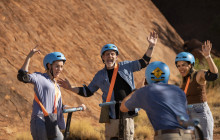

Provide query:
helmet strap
left=50, top=68, right=54, bottom=78
left=189, top=67, right=194, bottom=74
left=47, top=64, right=55, bottom=79
left=183, top=67, right=195, bottom=82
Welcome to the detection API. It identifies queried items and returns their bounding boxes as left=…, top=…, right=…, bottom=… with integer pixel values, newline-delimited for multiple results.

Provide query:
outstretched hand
left=79, top=104, right=86, bottom=111
left=57, top=78, right=72, bottom=90
left=147, top=31, right=158, bottom=46
left=202, top=40, right=212, bottom=57
left=28, top=45, right=41, bottom=57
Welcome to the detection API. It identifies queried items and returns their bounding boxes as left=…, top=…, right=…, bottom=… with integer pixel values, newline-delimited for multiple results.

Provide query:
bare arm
left=120, top=90, right=136, bottom=112
left=21, top=46, right=40, bottom=71
left=142, top=31, right=158, bottom=64
left=57, top=78, right=80, bottom=94
left=202, top=40, right=218, bottom=74
left=197, top=40, right=218, bottom=83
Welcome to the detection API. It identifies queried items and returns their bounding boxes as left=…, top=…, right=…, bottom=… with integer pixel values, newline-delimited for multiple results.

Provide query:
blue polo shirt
left=125, top=83, right=189, bottom=130
left=29, top=72, right=65, bottom=130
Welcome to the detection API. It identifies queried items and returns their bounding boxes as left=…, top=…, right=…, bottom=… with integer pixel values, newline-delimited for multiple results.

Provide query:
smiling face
left=176, top=61, right=192, bottom=77
left=101, top=50, right=118, bottom=69
left=48, top=60, right=64, bottom=78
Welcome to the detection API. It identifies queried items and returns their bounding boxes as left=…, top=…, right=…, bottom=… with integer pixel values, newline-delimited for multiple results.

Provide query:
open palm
left=147, top=31, right=158, bottom=45
left=28, top=45, right=41, bottom=57
left=202, top=40, right=212, bottom=56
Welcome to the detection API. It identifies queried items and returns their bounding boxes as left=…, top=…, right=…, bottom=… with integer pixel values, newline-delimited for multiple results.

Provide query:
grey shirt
left=29, top=72, right=65, bottom=130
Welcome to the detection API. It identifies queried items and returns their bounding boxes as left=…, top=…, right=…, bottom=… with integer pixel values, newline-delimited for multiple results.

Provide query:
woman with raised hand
left=175, top=40, right=219, bottom=140
left=17, top=46, right=66, bottom=140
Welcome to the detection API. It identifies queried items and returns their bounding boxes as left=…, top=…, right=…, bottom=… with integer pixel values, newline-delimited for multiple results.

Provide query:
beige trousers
left=154, top=129, right=195, bottom=140
left=105, top=118, right=134, bottom=140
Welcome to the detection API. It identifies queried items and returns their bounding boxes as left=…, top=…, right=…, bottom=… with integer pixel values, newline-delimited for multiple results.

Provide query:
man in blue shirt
left=58, top=31, right=158, bottom=140
left=120, top=61, right=195, bottom=140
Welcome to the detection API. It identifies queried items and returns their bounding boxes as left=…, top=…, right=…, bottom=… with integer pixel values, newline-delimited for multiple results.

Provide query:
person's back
left=131, top=83, right=188, bottom=130
left=121, top=61, right=196, bottom=140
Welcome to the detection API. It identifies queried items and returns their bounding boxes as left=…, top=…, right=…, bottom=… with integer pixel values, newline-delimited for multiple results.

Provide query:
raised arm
left=141, top=31, right=158, bottom=65
left=17, top=46, right=40, bottom=83
left=197, top=40, right=218, bottom=83
left=202, top=40, right=218, bottom=73
left=21, top=46, right=41, bottom=71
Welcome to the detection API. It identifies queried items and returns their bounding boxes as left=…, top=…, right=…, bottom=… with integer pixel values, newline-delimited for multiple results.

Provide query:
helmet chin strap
left=50, top=69, right=54, bottom=77
left=184, top=67, right=194, bottom=78
left=48, top=64, right=55, bottom=79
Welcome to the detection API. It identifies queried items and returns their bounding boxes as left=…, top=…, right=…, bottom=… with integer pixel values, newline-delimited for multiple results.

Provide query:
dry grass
left=207, top=87, right=220, bottom=128
left=207, top=87, right=220, bottom=106
left=15, top=131, right=32, bottom=140
left=68, top=119, right=105, bottom=140
left=67, top=111, right=154, bottom=140
left=134, top=110, right=154, bottom=140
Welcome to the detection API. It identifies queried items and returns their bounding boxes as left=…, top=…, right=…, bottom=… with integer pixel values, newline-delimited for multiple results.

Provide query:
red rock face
left=183, top=39, right=205, bottom=63
left=152, top=0, right=220, bottom=57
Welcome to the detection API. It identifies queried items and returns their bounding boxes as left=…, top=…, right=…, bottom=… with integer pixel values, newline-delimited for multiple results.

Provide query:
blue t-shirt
left=125, top=83, right=189, bottom=130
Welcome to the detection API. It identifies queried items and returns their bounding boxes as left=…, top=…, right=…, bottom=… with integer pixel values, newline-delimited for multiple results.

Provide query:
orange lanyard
left=53, top=84, right=59, bottom=113
left=106, top=63, right=119, bottom=102
left=184, top=77, right=190, bottom=94
left=34, top=83, right=59, bottom=116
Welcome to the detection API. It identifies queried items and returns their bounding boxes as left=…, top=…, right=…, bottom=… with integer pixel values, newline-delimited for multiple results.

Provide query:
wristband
left=205, top=55, right=211, bottom=59
left=142, top=54, right=151, bottom=62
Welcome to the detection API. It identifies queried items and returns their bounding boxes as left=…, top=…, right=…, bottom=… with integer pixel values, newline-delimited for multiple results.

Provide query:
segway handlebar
left=178, top=116, right=204, bottom=140
left=178, top=116, right=199, bottom=127
left=99, top=101, right=116, bottom=107
left=63, top=104, right=86, bottom=140
left=63, top=104, right=86, bottom=113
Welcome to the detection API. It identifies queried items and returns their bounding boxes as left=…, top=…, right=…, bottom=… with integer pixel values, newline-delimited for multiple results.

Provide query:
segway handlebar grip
left=178, top=116, right=204, bottom=140
left=63, top=107, right=83, bottom=113
left=99, top=101, right=116, bottom=107
left=178, top=116, right=200, bottom=127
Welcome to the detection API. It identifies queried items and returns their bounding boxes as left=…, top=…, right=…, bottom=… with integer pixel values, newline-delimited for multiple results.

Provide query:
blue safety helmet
left=100, top=44, right=119, bottom=57
left=145, top=61, right=170, bottom=84
left=175, top=52, right=195, bottom=66
left=43, top=52, right=66, bottom=70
